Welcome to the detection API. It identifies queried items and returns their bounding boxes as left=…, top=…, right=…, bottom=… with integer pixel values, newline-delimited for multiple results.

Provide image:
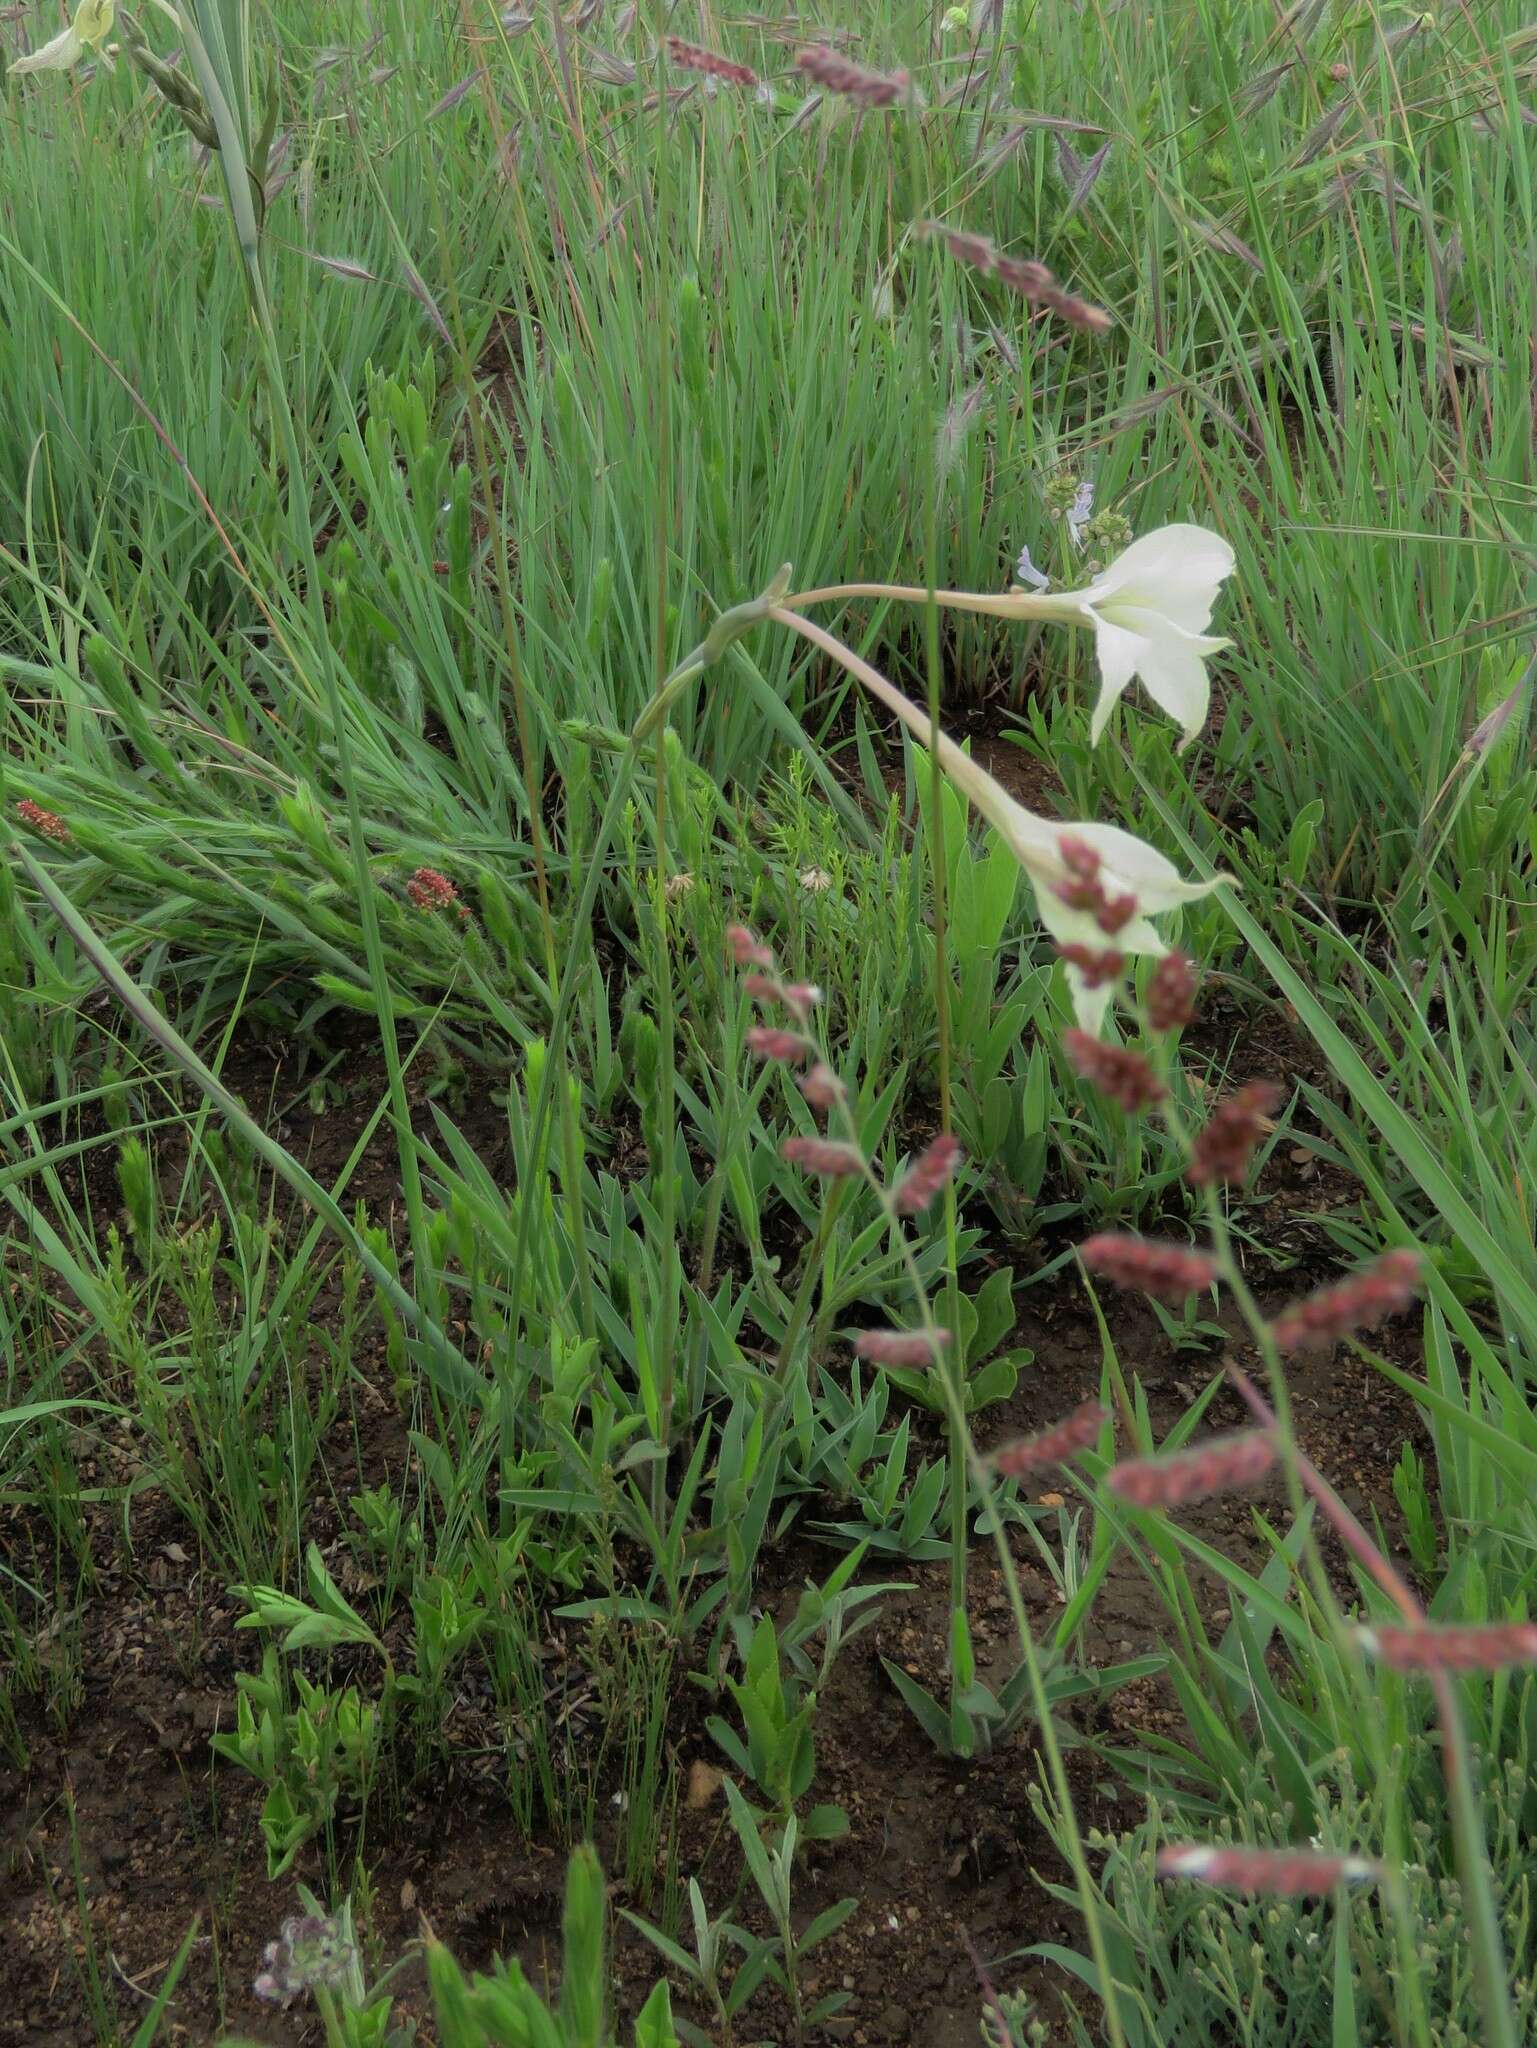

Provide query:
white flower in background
left=799, top=865, right=834, bottom=893
left=9, top=0, right=115, bottom=72
left=1068, top=523, right=1236, bottom=748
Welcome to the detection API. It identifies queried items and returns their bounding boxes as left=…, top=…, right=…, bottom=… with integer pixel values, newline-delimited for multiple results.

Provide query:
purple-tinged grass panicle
left=1080, top=1233, right=1218, bottom=1304
left=796, top=45, right=908, bottom=107
left=992, top=1400, right=1107, bottom=1477
left=782, top=1135, right=864, bottom=1179
left=1271, top=1249, right=1423, bottom=1353
left=799, top=1062, right=847, bottom=1112
left=1107, top=1429, right=1277, bottom=1509
left=893, top=1132, right=963, bottom=1215
left=1146, top=949, right=1199, bottom=1031
left=745, top=1025, right=813, bottom=1064
left=1056, top=943, right=1127, bottom=989
left=1186, top=1080, right=1282, bottom=1186
left=1062, top=1029, right=1166, bottom=1112
left=725, top=922, right=773, bottom=969
left=854, top=1327, right=952, bottom=1367
left=665, top=36, right=758, bottom=87
left=1358, top=1622, right=1537, bottom=1673
left=1157, top=1846, right=1380, bottom=1894
left=919, top=221, right=1113, bottom=333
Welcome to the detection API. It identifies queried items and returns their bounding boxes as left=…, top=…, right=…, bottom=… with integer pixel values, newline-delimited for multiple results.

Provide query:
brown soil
left=0, top=999, right=1428, bottom=2047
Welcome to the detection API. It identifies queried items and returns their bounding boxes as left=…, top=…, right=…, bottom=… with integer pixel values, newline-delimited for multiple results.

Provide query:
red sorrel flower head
left=799, top=1063, right=847, bottom=1112
left=1056, top=943, right=1127, bottom=989
left=726, top=923, right=773, bottom=969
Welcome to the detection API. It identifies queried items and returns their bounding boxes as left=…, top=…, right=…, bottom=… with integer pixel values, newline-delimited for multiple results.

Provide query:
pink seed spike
left=405, top=866, right=459, bottom=912
left=1107, top=1429, right=1277, bottom=1509
left=1062, top=1030, right=1165, bottom=1112
left=992, top=1400, right=1107, bottom=1477
left=892, top=1132, right=964, bottom=1215
left=1359, top=1622, right=1537, bottom=1672
left=745, top=1026, right=812, bottom=1065
left=664, top=35, right=758, bottom=86
left=1271, top=1250, right=1423, bottom=1353
left=726, top=923, right=774, bottom=969
left=798, top=1062, right=846, bottom=1111
left=852, top=1327, right=951, bottom=1367
left=1187, top=1081, right=1283, bottom=1186
left=795, top=45, right=908, bottom=107
left=1056, top=943, right=1127, bottom=990
left=1157, top=1846, right=1380, bottom=1894
left=1146, top=950, right=1200, bottom=1032
left=782, top=1135, right=864, bottom=1179
left=1080, top=1233, right=1218, bottom=1305
left=16, top=798, right=71, bottom=844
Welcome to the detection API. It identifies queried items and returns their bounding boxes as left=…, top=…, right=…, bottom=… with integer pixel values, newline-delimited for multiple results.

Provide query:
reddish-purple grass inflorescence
left=1050, top=835, right=1138, bottom=935
left=1271, top=1249, right=1422, bottom=1353
left=782, top=1135, right=864, bottom=1178
left=920, top=222, right=1113, bottom=334
left=1186, top=1080, right=1282, bottom=1185
left=405, top=866, right=465, bottom=917
left=1158, top=1846, right=1379, bottom=1893
left=796, top=44, right=909, bottom=107
left=853, top=1326, right=952, bottom=1367
left=1107, top=1429, right=1277, bottom=1509
left=746, top=1025, right=812, bottom=1064
left=665, top=35, right=758, bottom=86
left=1359, top=1621, right=1537, bottom=1672
left=1062, top=1029, right=1166, bottom=1112
left=726, top=922, right=773, bottom=969
left=1080, top=1233, right=1218, bottom=1305
left=1146, top=949, right=1199, bottom=1032
left=893, top=1132, right=963, bottom=1215
left=16, top=798, right=71, bottom=844
left=799, top=1062, right=847, bottom=1111
left=992, top=1399, right=1107, bottom=1478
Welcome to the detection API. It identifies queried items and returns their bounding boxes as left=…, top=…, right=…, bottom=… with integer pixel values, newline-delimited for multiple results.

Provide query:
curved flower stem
left=779, top=578, right=1080, bottom=626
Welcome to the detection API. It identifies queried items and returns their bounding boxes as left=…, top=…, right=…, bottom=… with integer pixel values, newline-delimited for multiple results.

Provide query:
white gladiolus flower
left=9, top=0, right=115, bottom=72
left=788, top=523, right=1236, bottom=750
left=1067, top=523, right=1236, bottom=748
left=780, top=615, right=1228, bottom=1031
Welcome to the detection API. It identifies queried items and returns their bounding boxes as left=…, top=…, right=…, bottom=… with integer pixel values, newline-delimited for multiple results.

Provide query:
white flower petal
left=1087, top=616, right=1148, bottom=743
left=1085, top=522, right=1235, bottom=634
left=1096, top=607, right=1227, bottom=748
left=9, top=24, right=86, bottom=70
